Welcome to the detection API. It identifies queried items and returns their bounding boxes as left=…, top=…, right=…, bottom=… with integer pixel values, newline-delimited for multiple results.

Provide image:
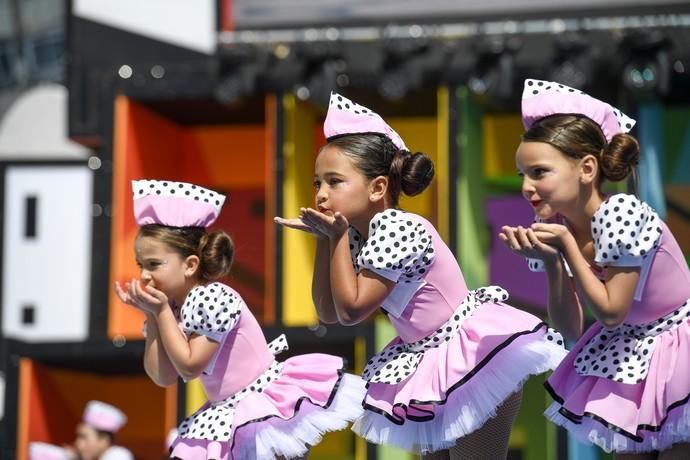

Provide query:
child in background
left=276, top=93, right=566, bottom=459
left=500, top=78, right=690, bottom=457
left=115, top=180, right=365, bottom=459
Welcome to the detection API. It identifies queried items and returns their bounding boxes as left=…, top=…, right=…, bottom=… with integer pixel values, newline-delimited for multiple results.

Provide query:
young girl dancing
left=114, top=179, right=366, bottom=460
left=500, top=79, right=690, bottom=458
left=275, top=93, right=567, bottom=459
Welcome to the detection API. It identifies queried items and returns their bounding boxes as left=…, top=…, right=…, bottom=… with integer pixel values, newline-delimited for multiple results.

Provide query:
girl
left=275, top=93, right=567, bottom=459
left=114, top=180, right=366, bottom=460
left=500, top=79, right=690, bottom=458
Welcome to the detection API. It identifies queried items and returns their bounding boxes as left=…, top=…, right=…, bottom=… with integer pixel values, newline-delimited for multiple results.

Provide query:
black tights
left=421, top=390, right=523, bottom=460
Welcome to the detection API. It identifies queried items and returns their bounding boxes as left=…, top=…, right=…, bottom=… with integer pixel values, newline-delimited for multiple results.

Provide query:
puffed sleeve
left=180, top=282, right=242, bottom=341
left=592, top=194, right=662, bottom=267
left=358, top=210, right=435, bottom=282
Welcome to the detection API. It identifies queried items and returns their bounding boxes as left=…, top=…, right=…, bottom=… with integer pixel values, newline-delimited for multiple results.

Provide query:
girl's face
left=516, top=141, right=582, bottom=219
left=314, top=145, right=374, bottom=228
left=74, top=424, right=109, bottom=460
left=135, top=236, right=191, bottom=304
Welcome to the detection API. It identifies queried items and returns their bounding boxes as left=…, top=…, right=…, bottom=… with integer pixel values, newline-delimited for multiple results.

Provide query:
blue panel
left=637, top=104, right=667, bottom=218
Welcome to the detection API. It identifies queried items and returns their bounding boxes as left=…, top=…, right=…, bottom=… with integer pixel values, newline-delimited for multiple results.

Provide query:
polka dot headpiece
left=521, top=79, right=636, bottom=141
left=323, top=92, right=408, bottom=151
left=132, top=180, right=226, bottom=228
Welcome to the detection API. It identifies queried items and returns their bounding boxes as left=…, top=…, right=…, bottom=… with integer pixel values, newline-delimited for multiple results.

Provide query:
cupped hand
left=114, top=279, right=169, bottom=315
left=530, top=222, right=572, bottom=249
left=299, top=207, right=349, bottom=239
left=499, top=225, right=560, bottom=261
left=274, top=208, right=327, bottom=239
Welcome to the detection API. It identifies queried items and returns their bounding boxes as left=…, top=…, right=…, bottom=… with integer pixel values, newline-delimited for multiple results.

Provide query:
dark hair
left=95, top=429, right=114, bottom=445
left=137, top=225, right=234, bottom=282
left=325, top=133, right=435, bottom=206
left=522, top=114, right=640, bottom=183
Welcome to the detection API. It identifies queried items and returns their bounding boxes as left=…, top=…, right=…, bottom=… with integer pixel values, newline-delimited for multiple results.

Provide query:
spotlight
left=214, top=62, right=262, bottom=104
left=467, top=36, right=521, bottom=104
left=262, top=44, right=306, bottom=92
left=294, top=59, right=345, bottom=106
left=548, top=33, right=593, bottom=90
left=377, top=39, right=446, bottom=101
left=215, top=45, right=268, bottom=104
left=620, top=30, right=671, bottom=98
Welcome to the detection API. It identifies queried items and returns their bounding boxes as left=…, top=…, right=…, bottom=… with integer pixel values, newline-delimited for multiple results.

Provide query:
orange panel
left=19, top=359, right=176, bottom=460
left=109, top=96, right=274, bottom=337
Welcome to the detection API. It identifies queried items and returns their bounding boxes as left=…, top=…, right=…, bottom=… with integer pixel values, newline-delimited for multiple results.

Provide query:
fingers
left=500, top=226, right=521, bottom=251
left=144, top=283, right=165, bottom=301
left=516, top=226, right=533, bottom=249
left=114, top=281, right=131, bottom=303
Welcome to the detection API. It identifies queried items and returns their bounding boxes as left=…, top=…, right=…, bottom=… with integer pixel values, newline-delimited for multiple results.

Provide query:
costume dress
left=349, top=208, right=567, bottom=454
left=168, top=282, right=366, bottom=459
left=534, top=193, right=690, bottom=453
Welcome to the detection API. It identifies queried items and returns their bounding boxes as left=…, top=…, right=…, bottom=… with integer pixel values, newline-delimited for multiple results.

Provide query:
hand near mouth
left=300, top=207, right=349, bottom=240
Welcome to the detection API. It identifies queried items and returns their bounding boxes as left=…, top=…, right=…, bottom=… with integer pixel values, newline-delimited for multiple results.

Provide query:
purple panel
left=486, top=194, right=547, bottom=313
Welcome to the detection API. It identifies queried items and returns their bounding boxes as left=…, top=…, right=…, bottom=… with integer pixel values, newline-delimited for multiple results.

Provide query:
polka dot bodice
left=526, top=194, right=690, bottom=384
left=181, top=282, right=241, bottom=343
left=591, top=194, right=662, bottom=267
left=348, top=209, right=435, bottom=317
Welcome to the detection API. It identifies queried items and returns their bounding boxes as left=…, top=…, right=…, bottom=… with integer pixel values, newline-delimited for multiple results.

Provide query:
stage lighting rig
left=548, top=33, right=594, bottom=91
left=467, top=36, right=522, bottom=106
left=619, top=29, right=672, bottom=99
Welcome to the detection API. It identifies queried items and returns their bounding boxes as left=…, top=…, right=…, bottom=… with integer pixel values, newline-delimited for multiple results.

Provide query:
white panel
left=0, top=84, right=90, bottom=160
left=2, top=166, right=93, bottom=342
left=74, top=0, right=215, bottom=54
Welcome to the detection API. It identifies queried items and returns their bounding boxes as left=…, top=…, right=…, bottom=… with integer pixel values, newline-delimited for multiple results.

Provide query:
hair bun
left=600, top=133, right=640, bottom=182
left=401, top=152, right=435, bottom=196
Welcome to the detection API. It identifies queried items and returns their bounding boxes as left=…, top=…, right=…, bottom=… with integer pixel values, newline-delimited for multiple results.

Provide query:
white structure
left=0, top=84, right=93, bottom=342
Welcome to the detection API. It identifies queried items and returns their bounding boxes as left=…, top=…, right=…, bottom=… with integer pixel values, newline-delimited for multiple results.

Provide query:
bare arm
left=329, top=231, right=395, bottom=325
left=118, top=280, right=220, bottom=381
left=559, top=235, right=639, bottom=328
left=500, top=225, right=583, bottom=339
left=543, top=257, right=584, bottom=340
left=274, top=213, right=339, bottom=323
left=311, top=237, right=339, bottom=324
left=153, top=303, right=220, bottom=381
left=141, top=314, right=179, bottom=387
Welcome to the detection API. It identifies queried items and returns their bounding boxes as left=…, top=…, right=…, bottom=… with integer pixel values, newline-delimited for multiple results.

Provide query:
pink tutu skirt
left=352, top=287, right=567, bottom=454
left=170, top=354, right=366, bottom=459
left=545, top=301, right=690, bottom=453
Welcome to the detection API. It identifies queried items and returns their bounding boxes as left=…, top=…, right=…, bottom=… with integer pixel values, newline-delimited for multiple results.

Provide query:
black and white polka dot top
left=179, top=282, right=243, bottom=375
left=591, top=194, right=662, bottom=268
left=528, top=194, right=662, bottom=300
left=348, top=208, right=436, bottom=317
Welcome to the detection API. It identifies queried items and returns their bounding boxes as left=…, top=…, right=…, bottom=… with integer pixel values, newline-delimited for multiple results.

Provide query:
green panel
left=455, top=87, right=488, bottom=288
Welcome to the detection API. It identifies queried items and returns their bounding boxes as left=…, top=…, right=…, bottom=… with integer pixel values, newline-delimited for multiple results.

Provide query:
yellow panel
left=185, top=379, right=208, bottom=417
left=436, top=86, right=450, bottom=242
left=281, top=95, right=319, bottom=326
left=389, top=117, right=438, bottom=224
left=482, top=114, right=523, bottom=177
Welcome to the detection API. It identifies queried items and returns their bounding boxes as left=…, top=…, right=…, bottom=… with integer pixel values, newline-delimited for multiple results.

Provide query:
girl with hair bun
left=501, top=79, right=690, bottom=457
left=114, top=180, right=366, bottom=459
left=276, top=93, right=567, bottom=459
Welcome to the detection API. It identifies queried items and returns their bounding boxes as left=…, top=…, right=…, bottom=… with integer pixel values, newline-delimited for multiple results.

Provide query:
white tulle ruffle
left=233, top=373, right=367, bottom=459
left=352, top=333, right=566, bottom=454
left=545, top=400, right=690, bottom=453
